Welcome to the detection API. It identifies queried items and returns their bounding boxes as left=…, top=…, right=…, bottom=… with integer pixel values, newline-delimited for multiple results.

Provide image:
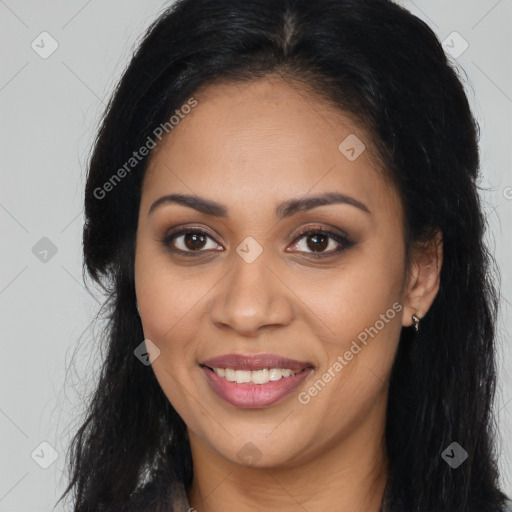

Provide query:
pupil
left=185, top=233, right=206, bottom=250
left=307, top=234, right=328, bottom=252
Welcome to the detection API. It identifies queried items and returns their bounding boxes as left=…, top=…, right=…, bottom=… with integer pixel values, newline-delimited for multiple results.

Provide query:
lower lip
left=201, top=366, right=313, bottom=408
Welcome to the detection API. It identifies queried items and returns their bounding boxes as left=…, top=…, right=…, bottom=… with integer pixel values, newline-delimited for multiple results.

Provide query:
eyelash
left=159, top=226, right=353, bottom=259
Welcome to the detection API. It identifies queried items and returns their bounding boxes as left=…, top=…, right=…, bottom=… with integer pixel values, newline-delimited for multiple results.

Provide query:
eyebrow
left=148, top=192, right=371, bottom=219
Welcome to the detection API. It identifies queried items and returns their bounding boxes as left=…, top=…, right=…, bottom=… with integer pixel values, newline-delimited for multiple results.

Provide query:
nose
left=208, top=251, right=295, bottom=337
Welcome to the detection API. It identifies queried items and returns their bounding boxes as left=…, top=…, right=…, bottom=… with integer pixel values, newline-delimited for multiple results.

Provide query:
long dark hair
left=58, top=0, right=510, bottom=510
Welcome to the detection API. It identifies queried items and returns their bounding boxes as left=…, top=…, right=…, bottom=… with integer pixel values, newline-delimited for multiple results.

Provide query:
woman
left=58, top=0, right=511, bottom=510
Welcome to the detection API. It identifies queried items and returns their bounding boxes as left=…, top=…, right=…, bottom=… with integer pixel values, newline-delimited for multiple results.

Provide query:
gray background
left=0, top=0, right=510, bottom=510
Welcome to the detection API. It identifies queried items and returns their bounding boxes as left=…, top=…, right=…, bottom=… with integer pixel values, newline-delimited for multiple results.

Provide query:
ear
left=402, top=230, right=443, bottom=328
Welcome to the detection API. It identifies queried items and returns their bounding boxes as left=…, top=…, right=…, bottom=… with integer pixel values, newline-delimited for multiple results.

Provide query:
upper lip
left=200, top=353, right=313, bottom=372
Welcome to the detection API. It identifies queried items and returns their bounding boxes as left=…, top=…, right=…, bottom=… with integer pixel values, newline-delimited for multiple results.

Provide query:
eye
left=159, top=226, right=353, bottom=258
left=159, top=228, right=222, bottom=255
left=288, top=227, right=353, bottom=257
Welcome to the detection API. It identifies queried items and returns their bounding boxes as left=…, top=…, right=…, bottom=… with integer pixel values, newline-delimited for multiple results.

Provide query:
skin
left=134, top=75, right=443, bottom=512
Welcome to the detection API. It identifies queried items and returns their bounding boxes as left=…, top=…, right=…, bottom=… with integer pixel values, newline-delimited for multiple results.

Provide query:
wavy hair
left=58, top=0, right=509, bottom=510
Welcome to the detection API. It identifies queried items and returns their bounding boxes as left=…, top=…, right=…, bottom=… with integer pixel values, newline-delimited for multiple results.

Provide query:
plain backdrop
left=0, top=0, right=511, bottom=510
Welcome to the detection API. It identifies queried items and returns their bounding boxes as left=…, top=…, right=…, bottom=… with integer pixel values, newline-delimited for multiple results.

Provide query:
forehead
left=142, top=76, right=400, bottom=221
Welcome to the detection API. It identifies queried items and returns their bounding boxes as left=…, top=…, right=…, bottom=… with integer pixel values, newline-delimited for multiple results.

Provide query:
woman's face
left=135, top=76, right=416, bottom=469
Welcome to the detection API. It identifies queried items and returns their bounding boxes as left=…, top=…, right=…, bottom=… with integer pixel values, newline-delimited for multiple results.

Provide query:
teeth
left=212, top=367, right=298, bottom=384
left=234, top=370, right=252, bottom=383
left=252, top=369, right=269, bottom=384
left=269, top=368, right=281, bottom=381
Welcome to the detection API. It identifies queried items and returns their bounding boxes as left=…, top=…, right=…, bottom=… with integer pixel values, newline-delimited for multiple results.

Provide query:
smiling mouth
left=200, top=365, right=310, bottom=385
left=198, top=353, right=315, bottom=407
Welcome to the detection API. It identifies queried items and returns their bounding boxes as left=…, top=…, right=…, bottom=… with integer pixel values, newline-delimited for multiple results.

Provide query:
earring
left=412, top=314, right=421, bottom=333
left=135, top=301, right=140, bottom=315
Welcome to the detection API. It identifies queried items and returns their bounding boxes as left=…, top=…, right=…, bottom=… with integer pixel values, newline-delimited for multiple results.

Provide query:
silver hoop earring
left=412, top=314, right=421, bottom=333
left=135, top=301, right=140, bottom=315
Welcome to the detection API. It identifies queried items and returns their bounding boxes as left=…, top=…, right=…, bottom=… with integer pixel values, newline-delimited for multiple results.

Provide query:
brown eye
left=183, top=232, right=208, bottom=250
left=160, top=226, right=353, bottom=258
left=305, top=233, right=329, bottom=252
left=289, top=228, right=353, bottom=257
left=161, top=228, right=222, bottom=254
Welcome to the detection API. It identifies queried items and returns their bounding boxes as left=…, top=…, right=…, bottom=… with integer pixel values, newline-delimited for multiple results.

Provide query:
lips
left=199, top=353, right=314, bottom=408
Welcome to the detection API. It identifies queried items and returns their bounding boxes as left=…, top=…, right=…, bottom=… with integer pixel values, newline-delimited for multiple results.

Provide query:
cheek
left=302, top=236, right=405, bottom=400
left=135, top=249, right=208, bottom=427
left=135, top=238, right=210, bottom=345
left=138, top=280, right=200, bottom=369
left=310, top=242, right=404, bottom=337
left=150, top=357, right=210, bottom=440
